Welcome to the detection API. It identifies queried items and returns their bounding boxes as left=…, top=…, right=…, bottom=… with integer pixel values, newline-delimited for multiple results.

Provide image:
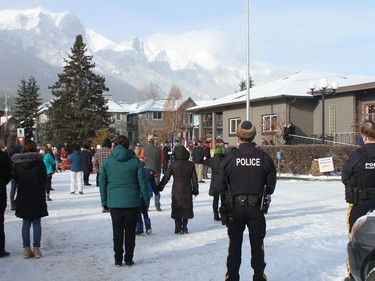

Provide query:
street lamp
left=309, top=78, right=338, bottom=144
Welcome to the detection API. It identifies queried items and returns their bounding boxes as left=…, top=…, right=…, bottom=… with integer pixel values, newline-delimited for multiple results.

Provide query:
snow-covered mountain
left=0, top=7, right=242, bottom=102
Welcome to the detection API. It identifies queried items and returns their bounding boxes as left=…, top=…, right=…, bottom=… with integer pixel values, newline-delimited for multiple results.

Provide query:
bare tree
left=159, top=85, right=185, bottom=143
left=138, top=81, right=160, bottom=101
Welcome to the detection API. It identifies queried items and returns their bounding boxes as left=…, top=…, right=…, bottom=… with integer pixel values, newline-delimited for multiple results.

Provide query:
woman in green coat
left=99, top=135, right=149, bottom=267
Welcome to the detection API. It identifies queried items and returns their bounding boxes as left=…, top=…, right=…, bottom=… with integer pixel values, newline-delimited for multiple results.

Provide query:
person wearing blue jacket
left=68, top=145, right=84, bottom=194
left=100, top=135, right=149, bottom=267
left=136, top=160, right=160, bottom=235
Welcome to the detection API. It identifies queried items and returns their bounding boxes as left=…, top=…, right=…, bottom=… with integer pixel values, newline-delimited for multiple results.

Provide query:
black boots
left=174, top=219, right=189, bottom=234
left=214, top=211, right=221, bottom=221
left=174, top=220, right=181, bottom=234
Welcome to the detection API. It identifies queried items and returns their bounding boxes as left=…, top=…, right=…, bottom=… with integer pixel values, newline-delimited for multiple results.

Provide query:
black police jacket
left=218, top=142, right=277, bottom=196
left=342, top=143, right=375, bottom=190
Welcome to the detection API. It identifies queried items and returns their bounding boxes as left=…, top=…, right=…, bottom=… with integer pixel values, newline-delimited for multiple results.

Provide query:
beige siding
left=314, top=94, right=356, bottom=137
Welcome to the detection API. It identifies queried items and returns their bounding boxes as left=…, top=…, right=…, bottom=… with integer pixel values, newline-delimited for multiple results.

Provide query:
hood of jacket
left=12, top=152, right=44, bottom=168
left=112, top=144, right=134, bottom=162
left=173, top=145, right=190, bottom=161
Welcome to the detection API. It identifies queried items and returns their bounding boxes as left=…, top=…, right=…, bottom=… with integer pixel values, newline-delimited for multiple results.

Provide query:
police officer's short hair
left=236, top=121, right=256, bottom=141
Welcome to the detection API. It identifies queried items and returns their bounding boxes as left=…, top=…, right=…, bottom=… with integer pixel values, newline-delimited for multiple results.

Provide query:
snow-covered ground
left=2, top=172, right=348, bottom=281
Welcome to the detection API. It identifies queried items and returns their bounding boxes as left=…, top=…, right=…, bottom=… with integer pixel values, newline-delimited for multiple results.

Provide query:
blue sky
left=1, top=0, right=375, bottom=84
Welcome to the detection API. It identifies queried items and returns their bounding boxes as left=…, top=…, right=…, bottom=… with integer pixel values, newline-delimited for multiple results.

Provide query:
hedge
left=259, top=144, right=358, bottom=175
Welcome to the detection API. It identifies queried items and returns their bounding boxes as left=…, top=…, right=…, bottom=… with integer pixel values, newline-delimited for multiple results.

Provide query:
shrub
left=259, top=144, right=358, bottom=175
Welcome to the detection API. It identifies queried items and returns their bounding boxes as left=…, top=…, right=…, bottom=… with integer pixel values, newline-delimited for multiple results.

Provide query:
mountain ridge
left=0, top=7, right=241, bottom=102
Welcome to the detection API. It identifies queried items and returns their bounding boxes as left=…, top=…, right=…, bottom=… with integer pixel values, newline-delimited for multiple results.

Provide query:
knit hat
left=214, top=146, right=223, bottom=155
left=236, top=121, right=256, bottom=141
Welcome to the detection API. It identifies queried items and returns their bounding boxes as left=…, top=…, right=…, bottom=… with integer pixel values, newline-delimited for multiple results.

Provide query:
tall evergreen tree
left=15, top=76, right=42, bottom=139
left=45, top=35, right=111, bottom=146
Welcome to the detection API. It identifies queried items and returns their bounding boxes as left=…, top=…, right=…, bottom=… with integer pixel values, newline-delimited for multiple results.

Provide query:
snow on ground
left=1, top=172, right=348, bottom=281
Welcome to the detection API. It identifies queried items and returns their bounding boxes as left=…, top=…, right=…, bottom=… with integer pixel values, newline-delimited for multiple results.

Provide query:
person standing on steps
left=0, top=139, right=12, bottom=258
left=218, top=121, right=277, bottom=281
left=12, top=139, right=48, bottom=259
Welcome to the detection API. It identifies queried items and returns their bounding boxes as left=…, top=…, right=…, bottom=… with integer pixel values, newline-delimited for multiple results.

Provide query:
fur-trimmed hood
left=12, top=152, right=44, bottom=165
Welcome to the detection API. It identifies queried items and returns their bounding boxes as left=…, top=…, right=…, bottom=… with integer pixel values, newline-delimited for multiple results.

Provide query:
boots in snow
left=33, top=247, right=42, bottom=258
left=145, top=218, right=152, bottom=234
left=23, top=247, right=34, bottom=259
left=136, top=221, right=144, bottom=236
left=214, top=211, right=221, bottom=221
left=182, top=219, right=189, bottom=234
left=174, top=219, right=182, bottom=234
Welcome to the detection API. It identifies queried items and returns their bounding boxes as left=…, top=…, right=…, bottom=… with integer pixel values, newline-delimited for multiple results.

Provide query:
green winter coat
left=99, top=144, right=149, bottom=208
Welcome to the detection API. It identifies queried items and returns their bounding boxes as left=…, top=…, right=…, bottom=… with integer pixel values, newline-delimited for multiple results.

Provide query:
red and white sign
left=17, top=128, right=25, bottom=144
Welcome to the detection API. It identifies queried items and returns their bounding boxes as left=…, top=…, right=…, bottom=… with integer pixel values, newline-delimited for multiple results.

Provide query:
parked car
left=347, top=212, right=375, bottom=281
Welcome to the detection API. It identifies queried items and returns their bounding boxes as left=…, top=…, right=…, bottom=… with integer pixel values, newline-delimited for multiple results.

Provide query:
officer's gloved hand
left=193, top=189, right=199, bottom=196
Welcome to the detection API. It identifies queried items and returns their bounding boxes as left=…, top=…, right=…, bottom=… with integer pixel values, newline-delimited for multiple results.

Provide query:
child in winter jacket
left=136, top=160, right=159, bottom=235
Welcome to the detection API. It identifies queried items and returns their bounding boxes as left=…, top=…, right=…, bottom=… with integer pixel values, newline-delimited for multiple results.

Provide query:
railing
left=287, top=133, right=358, bottom=146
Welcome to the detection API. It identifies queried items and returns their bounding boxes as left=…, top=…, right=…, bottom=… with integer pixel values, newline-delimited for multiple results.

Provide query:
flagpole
left=246, top=0, right=250, bottom=121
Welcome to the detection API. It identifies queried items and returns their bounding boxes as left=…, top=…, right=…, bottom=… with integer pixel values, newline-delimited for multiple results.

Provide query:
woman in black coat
left=12, top=139, right=48, bottom=259
left=206, top=146, right=225, bottom=221
left=158, top=145, right=199, bottom=234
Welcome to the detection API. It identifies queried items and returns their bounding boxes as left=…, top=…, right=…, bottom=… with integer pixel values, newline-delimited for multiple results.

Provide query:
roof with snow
left=121, top=98, right=191, bottom=114
left=188, top=70, right=375, bottom=111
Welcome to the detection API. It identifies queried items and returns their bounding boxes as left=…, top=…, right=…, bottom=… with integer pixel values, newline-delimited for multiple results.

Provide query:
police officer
left=218, top=121, right=276, bottom=281
left=342, top=120, right=375, bottom=281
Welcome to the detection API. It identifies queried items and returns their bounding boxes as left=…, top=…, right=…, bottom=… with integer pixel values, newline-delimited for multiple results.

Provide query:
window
left=203, top=113, right=212, bottom=127
left=112, top=113, right=121, bottom=121
left=115, top=129, right=122, bottom=136
left=262, top=114, right=278, bottom=134
left=216, top=113, right=223, bottom=127
left=152, top=112, right=162, bottom=120
left=229, top=118, right=241, bottom=135
left=365, top=103, right=375, bottom=121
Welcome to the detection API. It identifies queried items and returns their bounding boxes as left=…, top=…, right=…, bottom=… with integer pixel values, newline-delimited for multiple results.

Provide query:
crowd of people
left=4, top=119, right=373, bottom=281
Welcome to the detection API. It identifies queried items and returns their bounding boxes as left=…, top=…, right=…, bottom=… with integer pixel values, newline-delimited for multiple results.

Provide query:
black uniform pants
left=110, top=207, right=138, bottom=265
left=347, top=199, right=375, bottom=233
left=226, top=205, right=266, bottom=281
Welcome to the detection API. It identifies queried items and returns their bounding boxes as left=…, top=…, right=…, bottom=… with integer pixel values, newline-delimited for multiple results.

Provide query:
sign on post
left=17, top=128, right=25, bottom=144
left=317, top=157, right=334, bottom=173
